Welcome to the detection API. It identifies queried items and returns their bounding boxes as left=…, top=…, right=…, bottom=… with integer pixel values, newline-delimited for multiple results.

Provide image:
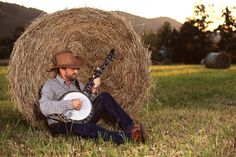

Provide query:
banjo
left=56, top=49, right=115, bottom=123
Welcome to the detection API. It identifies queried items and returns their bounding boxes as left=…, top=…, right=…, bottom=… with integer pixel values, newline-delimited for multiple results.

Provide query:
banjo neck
left=82, top=49, right=115, bottom=97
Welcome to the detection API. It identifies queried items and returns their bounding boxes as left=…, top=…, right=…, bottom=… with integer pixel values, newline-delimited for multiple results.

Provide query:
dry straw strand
left=7, top=8, right=151, bottom=128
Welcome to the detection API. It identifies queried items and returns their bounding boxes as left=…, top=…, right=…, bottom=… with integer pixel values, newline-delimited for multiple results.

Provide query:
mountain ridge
left=113, top=11, right=181, bottom=34
left=0, top=1, right=45, bottom=38
left=0, top=1, right=182, bottom=38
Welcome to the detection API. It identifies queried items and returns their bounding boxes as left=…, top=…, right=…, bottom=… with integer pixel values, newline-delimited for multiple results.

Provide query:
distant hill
left=0, top=2, right=182, bottom=38
left=0, top=1, right=45, bottom=38
left=113, top=11, right=182, bottom=34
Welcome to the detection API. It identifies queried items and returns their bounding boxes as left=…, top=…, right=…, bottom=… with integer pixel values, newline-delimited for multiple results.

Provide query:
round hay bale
left=204, top=52, right=231, bottom=69
left=7, top=8, right=151, bottom=127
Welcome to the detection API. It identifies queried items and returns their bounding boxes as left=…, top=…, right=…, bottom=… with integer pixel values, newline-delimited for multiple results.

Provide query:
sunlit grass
left=149, top=64, right=236, bottom=77
left=0, top=66, right=8, bottom=75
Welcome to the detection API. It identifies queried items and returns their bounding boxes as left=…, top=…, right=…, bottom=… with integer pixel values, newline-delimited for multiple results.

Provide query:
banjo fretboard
left=82, top=49, right=116, bottom=98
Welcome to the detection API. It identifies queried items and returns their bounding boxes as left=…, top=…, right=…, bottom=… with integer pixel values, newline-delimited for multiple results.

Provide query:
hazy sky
left=1, top=0, right=236, bottom=23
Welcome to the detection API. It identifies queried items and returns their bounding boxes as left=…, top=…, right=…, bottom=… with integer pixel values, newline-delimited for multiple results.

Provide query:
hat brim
left=47, top=55, right=86, bottom=72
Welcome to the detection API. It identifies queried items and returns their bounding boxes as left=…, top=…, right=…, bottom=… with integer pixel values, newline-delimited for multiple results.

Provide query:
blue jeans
left=49, top=92, right=134, bottom=144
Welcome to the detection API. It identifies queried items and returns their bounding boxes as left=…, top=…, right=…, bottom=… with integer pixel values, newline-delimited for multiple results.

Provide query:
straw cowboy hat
left=48, top=50, right=85, bottom=71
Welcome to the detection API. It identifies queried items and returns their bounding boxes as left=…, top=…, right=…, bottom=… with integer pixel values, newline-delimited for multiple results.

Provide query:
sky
left=1, top=0, right=236, bottom=23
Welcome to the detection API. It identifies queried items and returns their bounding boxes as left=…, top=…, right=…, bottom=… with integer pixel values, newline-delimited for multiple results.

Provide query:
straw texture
left=7, top=8, right=151, bottom=127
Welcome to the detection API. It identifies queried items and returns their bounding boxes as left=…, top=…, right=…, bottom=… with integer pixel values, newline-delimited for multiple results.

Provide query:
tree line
left=142, top=4, right=236, bottom=64
left=0, top=26, right=25, bottom=59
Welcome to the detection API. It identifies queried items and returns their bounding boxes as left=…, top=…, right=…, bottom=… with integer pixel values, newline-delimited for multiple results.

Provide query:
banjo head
left=62, top=92, right=92, bottom=121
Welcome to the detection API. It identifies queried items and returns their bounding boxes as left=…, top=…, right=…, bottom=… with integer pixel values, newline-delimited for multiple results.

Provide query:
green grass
left=151, top=66, right=236, bottom=109
left=1, top=65, right=236, bottom=156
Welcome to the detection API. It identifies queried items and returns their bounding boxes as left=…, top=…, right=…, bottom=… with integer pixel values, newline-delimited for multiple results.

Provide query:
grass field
left=1, top=65, right=236, bottom=156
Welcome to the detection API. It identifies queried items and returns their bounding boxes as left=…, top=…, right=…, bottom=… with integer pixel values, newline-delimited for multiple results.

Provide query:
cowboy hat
left=48, top=50, right=84, bottom=72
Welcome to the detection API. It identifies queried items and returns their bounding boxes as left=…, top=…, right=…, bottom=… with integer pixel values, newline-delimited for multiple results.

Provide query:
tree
left=216, top=7, right=236, bottom=33
left=192, top=4, right=213, bottom=32
left=142, top=30, right=160, bottom=62
left=0, top=26, right=25, bottom=59
left=215, top=7, right=236, bottom=62
left=172, top=20, right=200, bottom=63
left=0, top=37, right=12, bottom=59
left=142, top=22, right=174, bottom=63
left=155, top=22, right=173, bottom=60
left=171, top=4, right=214, bottom=64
